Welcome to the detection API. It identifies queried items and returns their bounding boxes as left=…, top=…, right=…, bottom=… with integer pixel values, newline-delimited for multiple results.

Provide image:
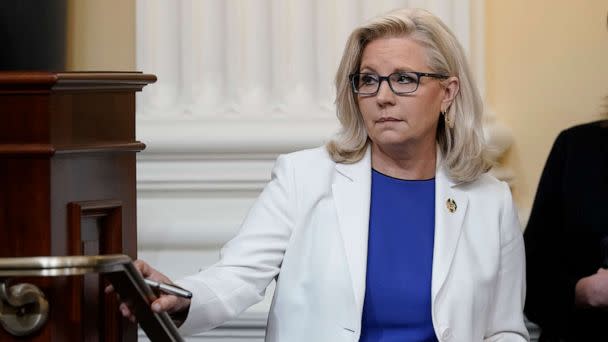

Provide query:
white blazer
left=176, top=146, right=529, bottom=342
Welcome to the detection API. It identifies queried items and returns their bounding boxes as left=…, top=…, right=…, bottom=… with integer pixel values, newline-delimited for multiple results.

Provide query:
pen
left=144, top=279, right=193, bottom=299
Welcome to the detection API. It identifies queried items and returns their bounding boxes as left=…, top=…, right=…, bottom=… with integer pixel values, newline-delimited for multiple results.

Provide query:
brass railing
left=0, top=255, right=182, bottom=341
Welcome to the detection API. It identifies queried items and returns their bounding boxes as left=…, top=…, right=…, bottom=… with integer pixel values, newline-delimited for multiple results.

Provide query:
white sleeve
left=174, top=154, right=296, bottom=336
left=483, top=182, right=530, bottom=342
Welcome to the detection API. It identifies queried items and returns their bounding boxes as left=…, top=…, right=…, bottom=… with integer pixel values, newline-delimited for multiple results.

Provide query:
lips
left=376, top=117, right=402, bottom=123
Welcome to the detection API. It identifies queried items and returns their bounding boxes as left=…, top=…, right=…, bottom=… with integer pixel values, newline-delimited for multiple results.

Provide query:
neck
left=371, top=141, right=437, bottom=180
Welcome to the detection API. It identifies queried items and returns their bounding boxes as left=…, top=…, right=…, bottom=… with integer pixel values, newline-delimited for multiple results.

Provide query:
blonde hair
left=327, top=8, right=492, bottom=183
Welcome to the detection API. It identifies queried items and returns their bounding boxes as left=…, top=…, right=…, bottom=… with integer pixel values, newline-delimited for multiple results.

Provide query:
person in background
left=524, top=117, right=608, bottom=341
left=111, top=8, right=529, bottom=341
left=524, top=13, right=608, bottom=341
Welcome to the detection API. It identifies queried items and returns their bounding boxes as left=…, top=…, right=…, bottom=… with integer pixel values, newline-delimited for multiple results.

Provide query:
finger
left=119, top=303, right=132, bottom=318
left=105, top=284, right=114, bottom=294
left=151, top=295, right=180, bottom=313
left=133, top=260, right=148, bottom=276
left=135, top=260, right=162, bottom=280
left=133, top=260, right=175, bottom=285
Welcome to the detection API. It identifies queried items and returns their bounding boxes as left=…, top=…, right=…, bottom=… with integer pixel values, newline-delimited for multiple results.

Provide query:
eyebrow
left=358, top=65, right=418, bottom=74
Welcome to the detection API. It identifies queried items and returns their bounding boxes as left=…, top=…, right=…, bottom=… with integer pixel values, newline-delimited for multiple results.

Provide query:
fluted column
left=190, top=0, right=227, bottom=115
left=136, top=0, right=181, bottom=117
left=136, top=0, right=487, bottom=124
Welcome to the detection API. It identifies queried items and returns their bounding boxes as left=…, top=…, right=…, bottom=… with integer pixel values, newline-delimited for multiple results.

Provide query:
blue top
left=360, top=169, right=437, bottom=342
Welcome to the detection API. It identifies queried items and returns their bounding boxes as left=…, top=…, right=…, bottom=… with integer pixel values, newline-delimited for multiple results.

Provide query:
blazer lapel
left=332, top=146, right=372, bottom=325
left=432, top=157, right=468, bottom=301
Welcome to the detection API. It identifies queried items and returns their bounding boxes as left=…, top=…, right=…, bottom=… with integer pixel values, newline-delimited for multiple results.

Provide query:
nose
left=376, top=79, right=396, bottom=106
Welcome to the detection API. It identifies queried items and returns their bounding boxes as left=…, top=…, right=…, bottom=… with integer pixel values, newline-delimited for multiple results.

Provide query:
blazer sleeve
left=174, top=154, right=296, bottom=336
left=523, top=131, right=577, bottom=336
left=484, top=182, right=530, bottom=342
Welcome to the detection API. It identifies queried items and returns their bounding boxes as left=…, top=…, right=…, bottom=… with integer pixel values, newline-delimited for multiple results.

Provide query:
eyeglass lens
left=353, top=72, right=419, bottom=95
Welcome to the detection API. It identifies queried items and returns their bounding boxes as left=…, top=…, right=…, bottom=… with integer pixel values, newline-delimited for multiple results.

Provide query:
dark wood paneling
left=51, top=92, right=135, bottom=146
left=0, top=94, right=52, bottom=143
left=0, top=72, right=154, bottom=341
left=68, top=199, right=125, bottom=342
left=0, top=157, right=51, bottom=257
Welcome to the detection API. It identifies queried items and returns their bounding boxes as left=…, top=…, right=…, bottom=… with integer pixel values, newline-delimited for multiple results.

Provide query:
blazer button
left=440, top=327, right=451, bottom=340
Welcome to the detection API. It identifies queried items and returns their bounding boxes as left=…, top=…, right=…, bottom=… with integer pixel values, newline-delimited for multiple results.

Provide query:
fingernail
left=152, top=303, right=161, bottom=312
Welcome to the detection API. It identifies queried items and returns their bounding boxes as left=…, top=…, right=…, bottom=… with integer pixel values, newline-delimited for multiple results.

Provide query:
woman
left=116, top=8, right=529, bottom=341
left=524, top=119, right=608, bottom=341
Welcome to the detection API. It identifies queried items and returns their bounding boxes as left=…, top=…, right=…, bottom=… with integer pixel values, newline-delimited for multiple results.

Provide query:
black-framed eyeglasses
left=349, top=71, right=449, bottom=95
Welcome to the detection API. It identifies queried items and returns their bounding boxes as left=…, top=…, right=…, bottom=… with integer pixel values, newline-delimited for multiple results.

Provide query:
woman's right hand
left=575, top=268, right=608, bottom=309
left=105, top=260, right=191, bottom=323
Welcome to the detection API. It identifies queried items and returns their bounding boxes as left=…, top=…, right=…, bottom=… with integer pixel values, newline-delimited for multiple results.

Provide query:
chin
left=372, top=133, right=411, bottom=147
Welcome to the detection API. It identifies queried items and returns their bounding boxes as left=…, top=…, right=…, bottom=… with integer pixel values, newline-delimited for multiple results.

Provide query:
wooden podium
left=0, top=72, right=156, bottom=341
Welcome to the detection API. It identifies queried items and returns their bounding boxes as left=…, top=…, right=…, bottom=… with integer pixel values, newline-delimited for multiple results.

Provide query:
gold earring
left=442, top=110, right=454, bottom=128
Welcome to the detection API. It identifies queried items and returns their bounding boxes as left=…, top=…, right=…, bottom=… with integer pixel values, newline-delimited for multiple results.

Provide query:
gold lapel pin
left=446, top=198, right=457, bottom=213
